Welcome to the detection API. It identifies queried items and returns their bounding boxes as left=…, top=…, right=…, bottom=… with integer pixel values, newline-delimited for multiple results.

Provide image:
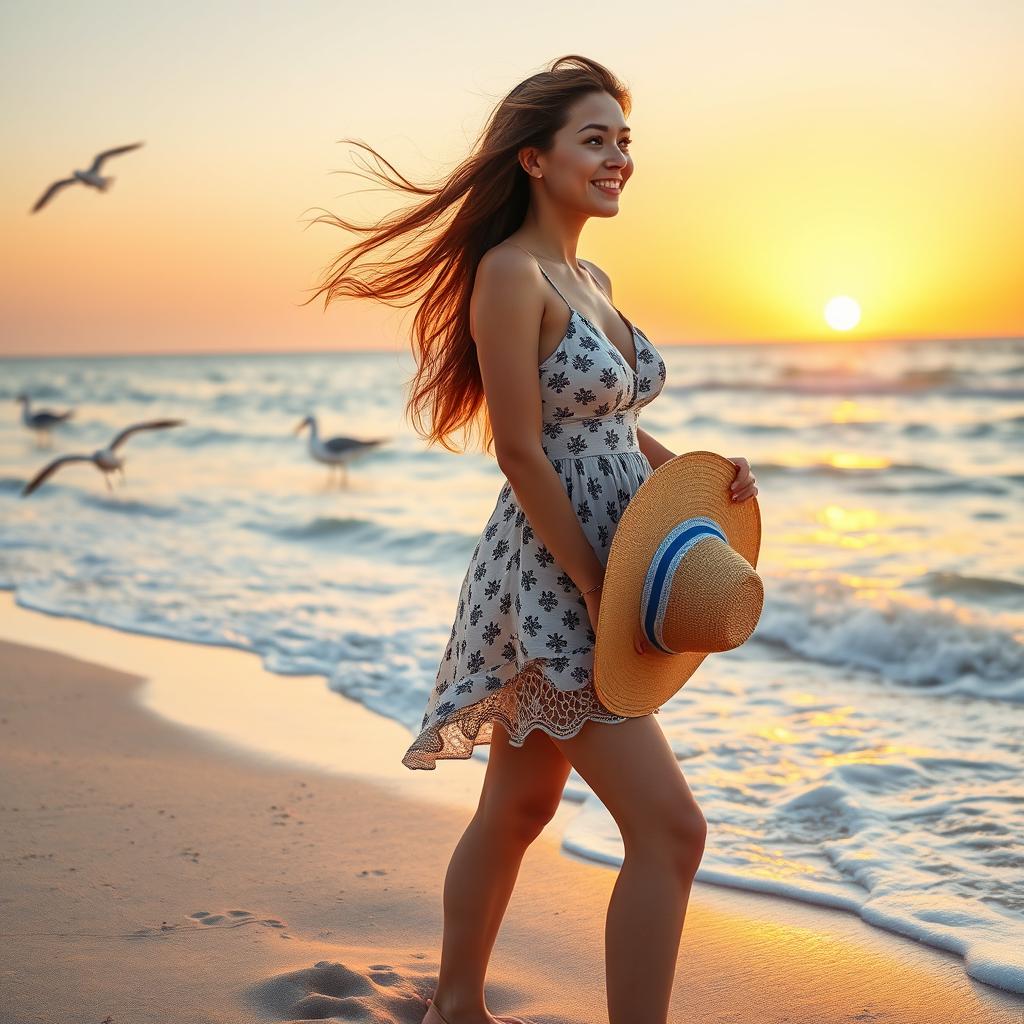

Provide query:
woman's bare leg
left=550, top=713, right=707, bottom=1024
left=430, top=720, right=572, bottom=1023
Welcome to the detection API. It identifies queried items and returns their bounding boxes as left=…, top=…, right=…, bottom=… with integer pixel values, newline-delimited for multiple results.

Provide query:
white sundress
left=401, top=255, right=667, bottom=770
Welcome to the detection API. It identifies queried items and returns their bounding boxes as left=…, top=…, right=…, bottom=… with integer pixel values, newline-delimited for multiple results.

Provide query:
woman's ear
left=518, top=147, right=543, bottom=179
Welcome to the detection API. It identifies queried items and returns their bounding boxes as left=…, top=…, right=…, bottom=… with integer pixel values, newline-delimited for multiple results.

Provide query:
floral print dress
left=401, top=258, right=667, bottom=770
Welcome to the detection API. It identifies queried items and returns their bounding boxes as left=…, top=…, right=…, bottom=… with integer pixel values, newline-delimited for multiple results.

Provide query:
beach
left=6, top=0, right=1024, bottom=1017
left=2, top=593, right=1022, bottom=1024
left=4, top=343, right=1022, bottom=956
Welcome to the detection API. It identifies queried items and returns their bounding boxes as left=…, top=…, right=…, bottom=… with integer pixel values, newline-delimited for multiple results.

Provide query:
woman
left=306, top=54, right=758, bottom=1024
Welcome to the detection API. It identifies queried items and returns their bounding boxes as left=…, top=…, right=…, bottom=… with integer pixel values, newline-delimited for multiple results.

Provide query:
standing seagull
left=16, top=393, right=75, bottom=445
left=21, top=418, right=185, bottom=497
left=293, top=414, right=385, bottom=485
left=30, top=142, right=145, bottom=213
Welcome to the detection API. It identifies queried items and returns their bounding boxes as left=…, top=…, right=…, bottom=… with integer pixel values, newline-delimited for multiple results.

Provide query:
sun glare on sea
left=824, top=296, right=861, bottom=332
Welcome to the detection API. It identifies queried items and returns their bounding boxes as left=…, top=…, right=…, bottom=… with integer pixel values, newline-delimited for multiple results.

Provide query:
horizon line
left=1, top=334, right=1021, bottom=361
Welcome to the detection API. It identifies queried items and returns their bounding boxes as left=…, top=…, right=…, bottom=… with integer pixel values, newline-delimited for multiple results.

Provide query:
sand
left=1, top=593, right=1022, bottom=1023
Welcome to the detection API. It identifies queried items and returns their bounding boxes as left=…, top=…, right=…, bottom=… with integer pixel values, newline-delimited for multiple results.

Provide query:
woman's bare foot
left=422, top=994, right=531, bottom=1024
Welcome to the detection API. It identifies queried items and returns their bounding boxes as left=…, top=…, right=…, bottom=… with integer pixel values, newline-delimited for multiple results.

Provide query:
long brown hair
left=301, top=54, right=632, bottom=455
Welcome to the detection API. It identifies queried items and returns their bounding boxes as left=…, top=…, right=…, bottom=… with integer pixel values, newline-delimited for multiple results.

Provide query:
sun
left=824, top=295, right=861, bottom=331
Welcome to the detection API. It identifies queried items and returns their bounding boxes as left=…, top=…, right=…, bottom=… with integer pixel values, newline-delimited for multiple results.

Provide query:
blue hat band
left=640, top=516, right=728, bottom=654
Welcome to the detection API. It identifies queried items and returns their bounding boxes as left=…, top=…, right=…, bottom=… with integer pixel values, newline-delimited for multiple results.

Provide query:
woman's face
left=529, top=90, right=633, bottom=217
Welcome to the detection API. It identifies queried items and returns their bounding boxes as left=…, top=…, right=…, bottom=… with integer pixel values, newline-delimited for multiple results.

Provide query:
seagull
left=21, top=418, right=185, bottom=497
left=293, top=414, right=386, bottom=485
left=16, top=393, right=75, bottom=445
left=30, top=142, right=145, bottom=213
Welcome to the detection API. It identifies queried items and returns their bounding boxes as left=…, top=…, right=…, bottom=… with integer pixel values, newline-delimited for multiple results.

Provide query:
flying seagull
left=16, top=392, right=75, bottom=444
left=293, top=414, right=386, bottom=485
left=21, top=418, right=185, bottom=497
left=31, top=142, right=145, bottom=213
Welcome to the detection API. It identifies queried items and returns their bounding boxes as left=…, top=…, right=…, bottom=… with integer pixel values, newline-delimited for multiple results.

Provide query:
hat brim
left=594, top=451, right=762, bottom=716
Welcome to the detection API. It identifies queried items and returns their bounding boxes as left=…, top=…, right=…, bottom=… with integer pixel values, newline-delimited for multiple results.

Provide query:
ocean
left=2, top=336, right=1022, bottom=993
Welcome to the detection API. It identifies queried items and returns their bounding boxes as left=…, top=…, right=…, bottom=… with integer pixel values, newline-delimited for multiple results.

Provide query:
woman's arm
left=471, top=246, right=606, bottom=594
left=637, top=426, right=676, bottom=470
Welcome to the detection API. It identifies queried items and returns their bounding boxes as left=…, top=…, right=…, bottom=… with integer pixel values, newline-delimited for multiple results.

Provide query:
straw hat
left=593, top=451, right=764, bottom=716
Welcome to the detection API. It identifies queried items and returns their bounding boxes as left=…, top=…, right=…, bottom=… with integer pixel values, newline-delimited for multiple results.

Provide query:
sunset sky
left=1, top=0, right=1021, bottom=356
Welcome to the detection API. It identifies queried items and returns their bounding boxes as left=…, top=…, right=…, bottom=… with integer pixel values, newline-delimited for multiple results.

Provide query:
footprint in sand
left=129, top=910, right=288, bottom=939
left=188, top=909, right=287, bottom=930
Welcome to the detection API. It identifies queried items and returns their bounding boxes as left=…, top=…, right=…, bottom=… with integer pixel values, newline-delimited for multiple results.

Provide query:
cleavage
left=577, top=306, right=638, bottom=373
left=540, top=299, right=637, bottom=373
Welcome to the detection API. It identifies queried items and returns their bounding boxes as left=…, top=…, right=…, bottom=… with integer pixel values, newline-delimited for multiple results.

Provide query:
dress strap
left=535, top=264, right=572, bottom=312
left=505, top=243, right=573, bottom=312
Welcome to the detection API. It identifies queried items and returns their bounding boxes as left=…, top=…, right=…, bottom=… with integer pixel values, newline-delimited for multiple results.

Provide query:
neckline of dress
left=574, top=262, right=641, bottom=374
left=573, top=307, right=640, bottom=375
left=525, top=250, right=641, bottom=374
left=539, top=309, right=644, bottom=375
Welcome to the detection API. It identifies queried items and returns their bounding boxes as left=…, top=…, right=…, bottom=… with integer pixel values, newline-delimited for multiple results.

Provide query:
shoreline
left=2, top=594, right=1023, bottom=1020
left=0, top=591, right=577, bottom=829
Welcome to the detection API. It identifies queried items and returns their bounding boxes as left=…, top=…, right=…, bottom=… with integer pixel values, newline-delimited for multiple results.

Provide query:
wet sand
left=1, top=593, right=1021, bottom=1023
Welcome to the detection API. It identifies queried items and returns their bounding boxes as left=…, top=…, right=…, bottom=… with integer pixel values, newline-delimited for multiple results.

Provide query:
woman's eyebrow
left=576, top=123, right=631, bottom=133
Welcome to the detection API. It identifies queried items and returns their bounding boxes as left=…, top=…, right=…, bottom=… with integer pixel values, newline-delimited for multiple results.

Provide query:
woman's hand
left=584, top=585, right=648, bottom=655
left=727, top=456, right=758, bottom=502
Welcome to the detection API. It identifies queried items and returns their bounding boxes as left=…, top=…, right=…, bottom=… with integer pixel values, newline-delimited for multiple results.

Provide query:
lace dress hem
left=401, top=658, right=658, bottom=771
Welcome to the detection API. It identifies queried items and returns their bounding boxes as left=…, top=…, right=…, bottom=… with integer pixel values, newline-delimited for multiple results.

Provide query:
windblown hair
left=301, top=54, right=631, bottom=455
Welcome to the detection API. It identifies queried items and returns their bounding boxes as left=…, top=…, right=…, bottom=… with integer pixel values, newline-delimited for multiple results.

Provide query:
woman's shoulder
left=473, top=241, right=544, bottom=299
left=478, top=239, right=538, bottom=276
left=469, top=242, right=545, bottom=341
